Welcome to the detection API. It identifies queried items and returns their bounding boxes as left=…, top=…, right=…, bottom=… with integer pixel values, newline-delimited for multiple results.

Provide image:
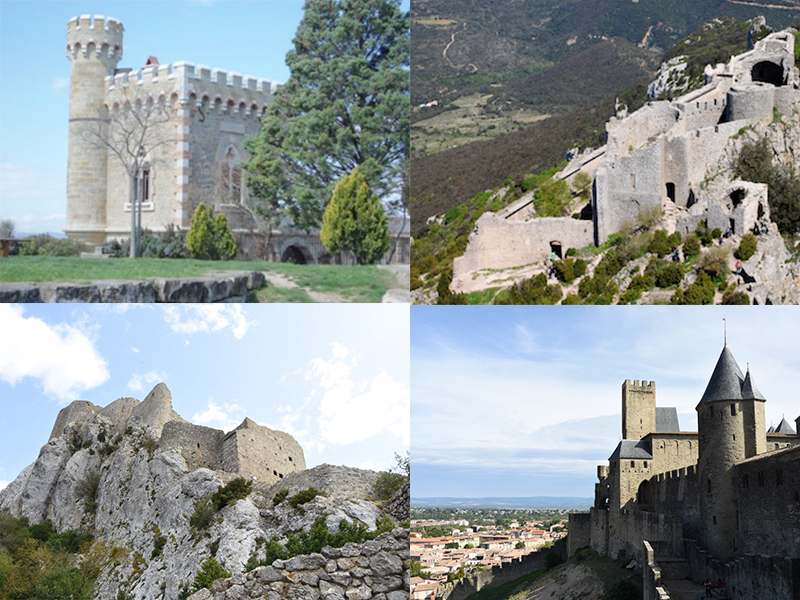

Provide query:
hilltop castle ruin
left=50, top=382, right=305, bottom=484
left=453, top=28, right=800, bottom=291
left=568, top=344, right=800, bottom=600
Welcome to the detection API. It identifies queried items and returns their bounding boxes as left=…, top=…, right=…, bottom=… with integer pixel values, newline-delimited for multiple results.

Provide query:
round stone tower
left=65, top=15, right=123, bottom=245
left=696, top=344, right=766, bottom=561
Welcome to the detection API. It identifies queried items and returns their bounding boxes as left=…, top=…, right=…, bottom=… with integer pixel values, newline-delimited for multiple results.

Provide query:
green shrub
left=151, top=535, right=167, bottom=560
left=553, top=258, right=575, bottom=282
left=671, top=270, right=715, bottom=305
left=77, top=471, right=101, bottom=515
left=374, top=472, right=406, bottom=501
left=722, top=289, right=750, bottom=305
left=288, top=488, right=320, bottom=509
left=562, top=293, right=580, bottom=305
left=647, top=230, right=671, bottom=258
left=272, top=490, right=289, bottom=506
left=683, top=234, right=701, bottom=258
left=667, top=231, right=682, bottom=246
left=191, top=557, right=231, bottom=592
left=573, top=258, right=587, bottom=278
left=736, top=233, right=757, bottom=261
left=211, top=477, right=253, bottom=511
left=698, top=246, right=730, bottom=281
left=189, top=497, right=216, bottom=533
left=495, top=273, right=562, bottom=305
left=19, top=235, right=90, bottom=257
left=30, top=567, right=90, bottom=600
left=655, top=263, right=685, bottom=288
left=186, top=202, right=238, bottom=260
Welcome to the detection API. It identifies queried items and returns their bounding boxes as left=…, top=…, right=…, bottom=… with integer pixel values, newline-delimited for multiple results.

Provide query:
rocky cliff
left=0, top=384, right=408, bottom=600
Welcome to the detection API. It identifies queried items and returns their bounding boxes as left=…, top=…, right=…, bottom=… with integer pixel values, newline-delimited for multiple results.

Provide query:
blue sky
left=412, top=306, right=800, bottom=500
left=0, top=0, right=305, bottom=235
left=0, top=303, right=410, bottom=490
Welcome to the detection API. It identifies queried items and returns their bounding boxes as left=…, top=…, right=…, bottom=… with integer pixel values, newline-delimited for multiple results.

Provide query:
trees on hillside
left=244, top=0, right=409, bottom=231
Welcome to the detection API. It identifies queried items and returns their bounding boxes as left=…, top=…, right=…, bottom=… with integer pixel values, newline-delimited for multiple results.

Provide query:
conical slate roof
left=774, top=417, right=796, bottom=435
left=698, top=345, right=745, bottom=405
left=741, top=367, right=766, bottom=400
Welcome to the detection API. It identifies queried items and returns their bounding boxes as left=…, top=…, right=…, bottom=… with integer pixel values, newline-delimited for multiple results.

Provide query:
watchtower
left=622, top=380, right=656, bottom=440
left=696, top=344, right=766, bottom=561
left=65, top=15, right=123, bottom=245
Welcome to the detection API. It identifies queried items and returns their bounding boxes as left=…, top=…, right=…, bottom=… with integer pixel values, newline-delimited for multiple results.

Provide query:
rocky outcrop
left=0, top=271, right=266, bottom=303
left=0, top=384, right=404, bottom=600
left=187, top=528, right=410, bottom=600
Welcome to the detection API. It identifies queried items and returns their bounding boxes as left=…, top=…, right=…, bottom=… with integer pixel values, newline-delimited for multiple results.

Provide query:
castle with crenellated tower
left=65, top=15, right=276, bottom=250
left=569, top=341, right=800, bottom=600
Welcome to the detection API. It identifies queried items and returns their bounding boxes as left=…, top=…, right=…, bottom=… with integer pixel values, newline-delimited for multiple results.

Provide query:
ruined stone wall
left=674, top=94, right=727, bottom=132
left=437, top=541, right=566, bottom=600
left=735, top=445, right=800, bottom=557
left=222, top=419, right=305, bottom=483
left=49, top=401, right=101, bottom=440
left=384, top=482, right=409, bottom=523
left=188, top=528, right=409, bottom=600
left=160, top=421, right=224, bottom=472
left=452, top=214, right=593, bottom=288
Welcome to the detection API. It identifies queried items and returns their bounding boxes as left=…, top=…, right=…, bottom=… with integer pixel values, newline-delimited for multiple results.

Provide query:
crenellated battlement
left=624, top=379, right=655, bottom=391
left=66, top=15, right=123, bottom=62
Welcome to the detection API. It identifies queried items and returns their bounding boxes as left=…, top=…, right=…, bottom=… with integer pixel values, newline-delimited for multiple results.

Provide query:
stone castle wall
left=567, top=512, right=592, bottom=556
left=604, top=509, right=684, bottom=564
left=188, top=528, right=410, bottom=600
left=452, top=213, right=593, bottom=290
left=736, top=445, right=800, bottom=557
left=160, top=421, right=224, bottom=472
left=221, top=419, right=305, bottom=484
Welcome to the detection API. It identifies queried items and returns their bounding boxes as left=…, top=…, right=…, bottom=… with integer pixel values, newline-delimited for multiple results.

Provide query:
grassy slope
left=0, top=257, right=394, bottom=303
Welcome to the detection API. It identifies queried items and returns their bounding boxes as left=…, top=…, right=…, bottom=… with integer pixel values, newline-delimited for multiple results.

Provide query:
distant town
left=410, top=508, right=575, bottom=600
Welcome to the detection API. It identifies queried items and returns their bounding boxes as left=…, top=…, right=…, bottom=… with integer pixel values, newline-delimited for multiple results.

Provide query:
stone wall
left=648, top=466, right=700, bottom=541
left=187, top=528, right=410, bottom=600
left=437, top=541, right=567, bottom=600
left=221, top=418, right=305, bottom=484
left=160, top=421, right=224, bottom=472
left=736, top=444, right=800, bottom=558
left=567, top=512, right=592, bottom=556
left=384, top=482, right=409, bottom=523
left=0, top=271, right=265, bottom=303
left=606, top=509, right=684, bottom=564
left=452, top=214, right=593, bottom=290
left=683, top=539, right=800, bottom=600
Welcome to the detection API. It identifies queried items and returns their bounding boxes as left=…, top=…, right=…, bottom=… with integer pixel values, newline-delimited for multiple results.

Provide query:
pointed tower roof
left=775, top=417, right=796, bottom=435
left=741, top=367, right=766, bottom=401
left=698, top=345, right=745, bottom=405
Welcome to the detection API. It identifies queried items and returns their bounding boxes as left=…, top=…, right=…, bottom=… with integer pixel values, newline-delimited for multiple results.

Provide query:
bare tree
left=84, top=88, right=176, bottom=257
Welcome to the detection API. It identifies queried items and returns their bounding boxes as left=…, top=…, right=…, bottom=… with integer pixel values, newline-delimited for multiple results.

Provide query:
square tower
left=622, top=379, right=656, bottom=440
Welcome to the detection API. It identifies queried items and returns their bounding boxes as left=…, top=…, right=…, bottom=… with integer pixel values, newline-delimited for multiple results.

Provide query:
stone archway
left=752, top=61, right=784, bottom=86
left=280, top=245, right=311, bottom=264
left=549, top=241, right=563, bottom=259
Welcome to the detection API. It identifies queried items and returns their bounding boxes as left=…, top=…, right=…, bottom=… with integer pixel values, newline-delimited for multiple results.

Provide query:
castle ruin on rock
left=49, top=383, right=305, bottom=484
left=64, top=15, right=410, bottom=264
left=568, top=343, right=800, bottom=600
left=453, top=28, right=800, bottom=291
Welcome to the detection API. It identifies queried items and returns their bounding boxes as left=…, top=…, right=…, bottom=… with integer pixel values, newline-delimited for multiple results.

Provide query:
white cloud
left=0, top=305, right=109, bottom=402
left=303, top=345, right=409, bottom=447
left=192, top=400, right=244, bottom=432
left=131, top=347, right=139, bottom=353
left=128, top=370, right=168, bottom=393
left=162, top=305, right=253, bottom=339
left=51, top=77, right=69, bottom=92
left=359, top=460, right=376, bottom=470
left=184, top=341, right=190, bottom=348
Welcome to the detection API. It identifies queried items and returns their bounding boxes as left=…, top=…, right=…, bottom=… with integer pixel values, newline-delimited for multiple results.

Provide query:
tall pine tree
left=244, top=0, right=409, bottom=231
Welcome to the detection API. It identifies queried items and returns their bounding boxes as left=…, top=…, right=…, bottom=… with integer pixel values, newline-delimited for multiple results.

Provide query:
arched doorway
left=666, top=182, right=676, bottom=203
left=281, top=245, right=309, bottom=264
left=549, top=241, right=563, bottom=259
left=751, top=61, right=784, bottom=86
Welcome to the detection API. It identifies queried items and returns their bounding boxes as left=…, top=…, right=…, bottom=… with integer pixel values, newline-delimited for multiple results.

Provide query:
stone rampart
left=187, top=528, right=409, bottom=600
left=437, top=541, right=567, bottom=600
left=0, top=271, right=265, bottom=303
left=160, top=421, right=224, bottom=472
left=648, top=466, right=700, bottom=541
left=607, top=509, right=683, bottom=564
left=567, top=512, right=592, bottom=556
left=643, top=542, right=671, bottom=600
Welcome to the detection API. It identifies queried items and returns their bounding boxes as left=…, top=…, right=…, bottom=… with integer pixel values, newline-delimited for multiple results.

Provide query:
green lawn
left=0, top=257, right=396, bottom=303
